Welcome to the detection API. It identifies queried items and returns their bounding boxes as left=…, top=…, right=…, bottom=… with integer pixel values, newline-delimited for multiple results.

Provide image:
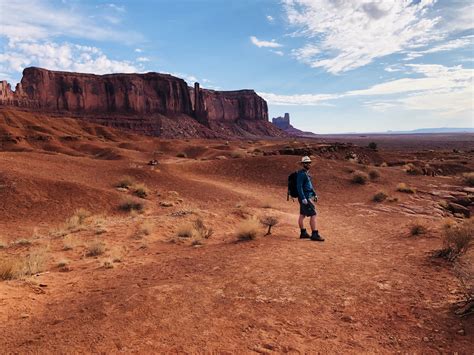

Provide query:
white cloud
left=135, top=48, right=143, bottom=53
left=263, top=64, right=473, bottom=117
left=266, top=15, right=274, bottom=22
left=259, top=92, right=340, bottom=105
left=284, top=0, right=442, bottom=74
left=404, top=36, right=474, bottom=61
left=0, top=0, right=142, bottom=43
left=271, top=50, right=284, bottom=56
left=250, top=36, right=283, bottom=48
left=137, top=57, right=150, bottom=62
left=0, top=41, right=140, bottom=76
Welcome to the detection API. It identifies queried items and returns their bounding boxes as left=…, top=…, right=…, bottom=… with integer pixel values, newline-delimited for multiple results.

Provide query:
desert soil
left=0, top=108, right=473, bottom=353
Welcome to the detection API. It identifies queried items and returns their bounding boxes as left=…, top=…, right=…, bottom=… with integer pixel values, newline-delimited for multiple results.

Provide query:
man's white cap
left=301, top=156, right=312, bottom=163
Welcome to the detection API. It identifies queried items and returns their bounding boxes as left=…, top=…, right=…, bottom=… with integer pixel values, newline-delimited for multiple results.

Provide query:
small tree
left=261, top=216, right=279, bottom=236
left=368, top=142, right=377, bottom=150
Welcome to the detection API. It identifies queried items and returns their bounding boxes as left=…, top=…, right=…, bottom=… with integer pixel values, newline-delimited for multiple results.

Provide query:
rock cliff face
left=3, top=67, right=193, bottom=115
left=192, top=83, right=268, bottom=124
left=0, top=67, right=284, bottom=138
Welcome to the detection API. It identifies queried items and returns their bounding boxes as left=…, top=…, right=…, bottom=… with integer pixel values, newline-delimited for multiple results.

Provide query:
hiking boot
left=300, top=229, right=310, bottom=239
left=310, top=231, right=325, bottom=242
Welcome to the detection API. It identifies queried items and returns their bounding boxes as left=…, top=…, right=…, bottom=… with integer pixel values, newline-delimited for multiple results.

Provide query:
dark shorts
left=299, top=199, right=317, bottom=217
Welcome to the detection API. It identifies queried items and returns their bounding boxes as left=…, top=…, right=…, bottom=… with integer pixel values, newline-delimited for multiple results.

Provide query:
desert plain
left=0, top=106, right=473, bottom=353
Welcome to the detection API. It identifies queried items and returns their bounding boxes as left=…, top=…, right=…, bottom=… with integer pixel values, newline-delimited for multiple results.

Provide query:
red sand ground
left=0, top=108, right=473, bottom=353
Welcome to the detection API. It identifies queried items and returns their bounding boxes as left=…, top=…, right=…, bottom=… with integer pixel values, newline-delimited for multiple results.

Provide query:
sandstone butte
left=0, top=67, right=282, bottom=138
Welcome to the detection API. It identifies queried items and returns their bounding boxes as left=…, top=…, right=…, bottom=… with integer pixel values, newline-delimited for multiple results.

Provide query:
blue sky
left=0, top=0, right=473, bottom=133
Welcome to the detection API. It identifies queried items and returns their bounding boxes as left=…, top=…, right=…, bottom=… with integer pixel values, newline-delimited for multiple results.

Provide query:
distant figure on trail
left=295, top=156, right=324, bottom=241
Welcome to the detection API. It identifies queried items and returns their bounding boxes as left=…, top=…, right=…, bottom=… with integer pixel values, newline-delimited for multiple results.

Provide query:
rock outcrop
left=2, top=67, right=193, bottom=115
left=272, top=112, right=316, bottom=137
left=0, top=67, right=285, bottom=138
left=192, top=83, right=268, bottom=124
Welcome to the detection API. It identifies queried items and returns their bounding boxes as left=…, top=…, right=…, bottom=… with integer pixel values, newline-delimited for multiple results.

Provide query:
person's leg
left=309, top=215, right=317, bottom=232
left=298, top=214, right=305, bottom=229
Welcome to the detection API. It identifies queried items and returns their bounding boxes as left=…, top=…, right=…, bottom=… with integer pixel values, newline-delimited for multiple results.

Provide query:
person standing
left=296, top=156, right=324, bottom=241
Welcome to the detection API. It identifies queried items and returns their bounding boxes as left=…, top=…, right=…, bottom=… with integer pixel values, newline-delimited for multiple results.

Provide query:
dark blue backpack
left=287, top=172, right=298, bottom=200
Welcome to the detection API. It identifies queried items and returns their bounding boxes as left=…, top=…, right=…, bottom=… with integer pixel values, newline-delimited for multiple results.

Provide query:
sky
left=0, top=0, right=473, bottom=133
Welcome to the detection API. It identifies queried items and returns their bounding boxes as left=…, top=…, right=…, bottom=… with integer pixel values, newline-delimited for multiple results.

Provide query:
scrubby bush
left=119, top=198, right=144, bottom=212
left=368, top=169, right=380, bottom=180
left=132, top=183, right=149, bottom=199
left=86, top=240, right=105, bottom=257
left=373, top=191, right=388, bottom=202
left=176, top=218, right=213, bottom=240
left=433, top=219, right=473, bottom=261
left=463, top=172, right=474, bottom=187
left=116, top=175, right=136, bottom=189
left=410, top=223, right=427, bottom=236
left=351, top=171, right=368, bottom=184
left=236, top=218, right=260, bottom=241
left=368, top=142, right=377, bottom=150
left=404, top=163, right=423, bottom=175
left=397, top=183, right=416, bottom=194
left=261, top=216, right=279, bottom=235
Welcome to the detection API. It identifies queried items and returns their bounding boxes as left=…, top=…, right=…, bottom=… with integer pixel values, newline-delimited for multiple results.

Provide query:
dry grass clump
left=410, top=222, right=427, bottom=236
left=136, top=220, right=153, bottom=238
left=380, top=162, right=388, bottom=167
left=351, top=171, right=369, bottom=184
left=373, top=191, right=388, bottom=202
left=433, top=219, right=473, bottom=261
left=176, top=152, right=187, bottom=158
left=132, top=183, right=149, bottom=199
left=116, top=175, right=136, bottom=188
left=119, top=198, right=144, bottom=212
left=397, top=183, right=416, bottom=194
left=462, top=172, right=474, bottom=187
left=230, top=151, right=244, bottom=159
left=63, top=234, right=78, bottom=251
left=13, top=239, right=32, bottom=246
left=0, top=248, right=48, bottom=280
left=368, top=169, right=380, bottom=180
left=236, top=218, right=260, bottom=241
left=176, top=218, right=213, bottom=240
left=86, top=240, right=106, bottom=257
left=261, top=216, right=279, bottom=235
left=404, top=163, right=423, bottom=175
left=0, top=238, right=6, bottom=249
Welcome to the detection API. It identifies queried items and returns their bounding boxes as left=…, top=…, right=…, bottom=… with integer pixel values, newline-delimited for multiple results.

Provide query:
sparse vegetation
left=103, top=260, right=114, bottom=269
left=0, top=248, right=48, bottom=280
left=116, top=175, right=136, bottom=189
left=63, top=234, right=78, bottom=251
left=368, top=142, right=377, bottom=150
left=119, top=198, right=144, bottom=212
left=351, top=171, right=368, bottom=184
left=236, top=218, right=260, bottom=241
left=380, top=162, right=388, bottom=167
left=373, top=191, right=388, bottom=202
left=261, top=216, right=279, bottom=235
left=404, top=163, right=423, bottom=175
left=368, top=169, right=380, bottom=180
left=433, top=219, right=473, bottom=261
left=176, top=218, right=213, bottom=241
left=230, top=151, right=244, bottom=159
left=410, top=223, right=427, bottom=236
left=176, top=152, right=187, bottom=158
left=136, top=220, right=153, bottom=238
left=462, top=172, right=474, bottom=187
left=13, top=239, right=32, bottom=246
left=397, top=183, right=416, bottom=194
left=132, top=183, right=149, bottom=199
left=86, top=240, right=105, bottom=257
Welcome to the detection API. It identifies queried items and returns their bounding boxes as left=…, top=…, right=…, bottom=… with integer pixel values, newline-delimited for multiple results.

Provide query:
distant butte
left=0, top=67, right=286, bottom=138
